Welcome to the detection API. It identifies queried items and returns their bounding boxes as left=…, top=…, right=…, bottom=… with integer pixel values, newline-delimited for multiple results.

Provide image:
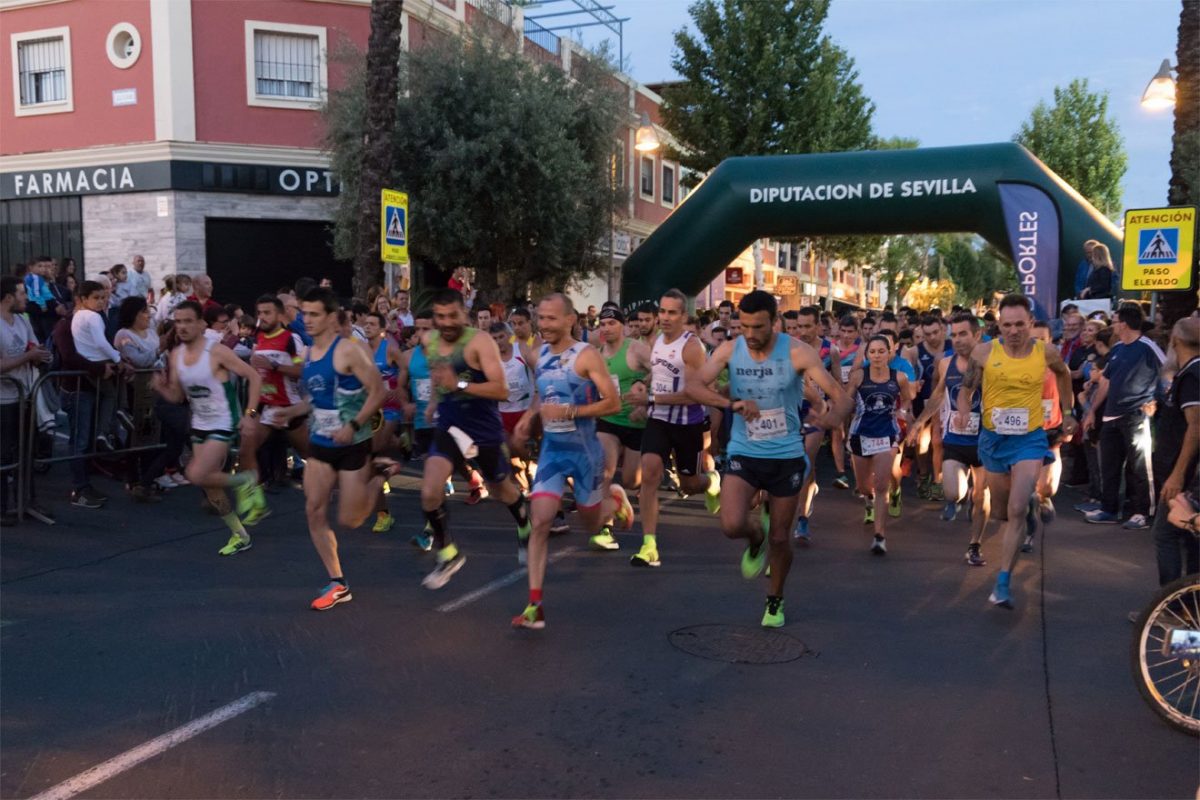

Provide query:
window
left=661, top=162, right=675, bottom=207
left=611, top=139, right=625, bottom=189
left=245, top=21, right=328, bottom=109
left=11, top=27, right=72, bottom=116
left=639, top=156, right=655, bottom=200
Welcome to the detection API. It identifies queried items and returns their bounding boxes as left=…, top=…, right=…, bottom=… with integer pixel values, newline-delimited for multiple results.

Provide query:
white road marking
left=28, top=691, right=276, bottom=800
left=437, top=547, right=578, bottom=613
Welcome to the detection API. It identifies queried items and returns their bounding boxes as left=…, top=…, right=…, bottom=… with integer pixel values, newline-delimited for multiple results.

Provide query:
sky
left=552, top=0, right=1180, bottom=213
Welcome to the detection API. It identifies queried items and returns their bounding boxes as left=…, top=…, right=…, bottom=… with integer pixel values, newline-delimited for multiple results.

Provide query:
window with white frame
left=661, top=162, right=676, bottom=206
left=639, top=155, right=655, bottom=200
left=11, top=28, right=72, bottom=116
left=245, top=21, right=327, bottom=108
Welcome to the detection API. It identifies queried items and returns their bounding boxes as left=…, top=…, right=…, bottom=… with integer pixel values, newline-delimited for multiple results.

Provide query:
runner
left=151, top=300, right=264, bottom=556
left=364, top=310, right=404, bottom=533
left=847, top=335, right=914, bottom=554
left=955, top=294, right=1076, bottom=608
left=636, top=289, right=723, bottom=568
left=419, top=288, right=530, bottom=587
left=792, top=305, right=838, bottom=541
left=634, top=304, right=657, bottom=346
left=511, top=294, right=632, bottom=629
left=687, top=291, right=851, bottom=627
left=908, top=314, right=951, bottom=502
left=594, top=306, right=652, bottom=551
left=492, top=321, right=536, bottom=492
left=830, top=314, right=861, bottom=489
left=907, top=312, right=990, bottom=566
left=396, top=309, right=438, bottom=550
left=1028, top=319, right=1069, bottom=552
left=508, top=307, right=541, bottom=351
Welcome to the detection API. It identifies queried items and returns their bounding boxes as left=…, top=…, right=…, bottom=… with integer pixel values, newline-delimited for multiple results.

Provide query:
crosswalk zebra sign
left=380, top=189, right=409, bottom=264
left=1122, top=206, right=1195, bottom=291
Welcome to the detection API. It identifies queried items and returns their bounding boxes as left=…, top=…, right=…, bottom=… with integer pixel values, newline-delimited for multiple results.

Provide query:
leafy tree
left=1014, top=78, right=1127, bottom=218
left=327, top=25, right=623, bottom=305
left=932, top=234, right=1015, bottom=307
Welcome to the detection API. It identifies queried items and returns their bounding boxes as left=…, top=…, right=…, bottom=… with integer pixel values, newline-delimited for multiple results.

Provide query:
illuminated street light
left=634, top=112, right=660, bottom=152
left=1141, top=59, right=1176, bottom=110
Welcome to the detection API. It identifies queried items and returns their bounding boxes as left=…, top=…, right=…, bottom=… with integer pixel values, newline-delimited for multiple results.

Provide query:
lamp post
left=1141, top=59, right=1177, bottom=110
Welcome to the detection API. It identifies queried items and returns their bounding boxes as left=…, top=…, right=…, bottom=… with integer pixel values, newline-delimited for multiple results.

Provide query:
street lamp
left=635, top=112, right=660, bottom=152
left=1141, top=59, right=1177, bottom=110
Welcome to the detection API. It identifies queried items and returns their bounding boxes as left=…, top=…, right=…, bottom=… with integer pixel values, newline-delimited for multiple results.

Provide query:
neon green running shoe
left=630, top=542, right=661, bottom=567
left=762, top=596, right=785, bottom=628
left=372, top=513, right=395, bottom=533
left=864, top=497, right=875, bottom=525
left=242, top=486, right=271, bottom=527
left=888, top=487, right=902, bottom=518
left=517, top=520, right=532, bottom=542
left=511, top=603, right=545, bottom=630
left=741, top=539, right=767, bottom=580
left=589, top=526, right=620, bottom=551
left=218, top=532, right=251, bottom=556
left=704, top=470, right=721, bottom=515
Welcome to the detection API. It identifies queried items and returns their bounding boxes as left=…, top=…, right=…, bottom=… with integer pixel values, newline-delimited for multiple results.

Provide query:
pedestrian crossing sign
left=1121, top=206, right=1195, bottom=291
left=380, top=189, right=409, bottom=264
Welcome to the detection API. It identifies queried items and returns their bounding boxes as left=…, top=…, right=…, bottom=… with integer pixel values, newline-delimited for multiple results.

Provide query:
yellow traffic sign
left=381, top=189, right=409, bottom=264
left=1121, top=206, right=1195, bottom=291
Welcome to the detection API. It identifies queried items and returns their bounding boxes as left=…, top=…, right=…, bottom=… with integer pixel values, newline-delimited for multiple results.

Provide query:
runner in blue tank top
left=847, top=335, right=913, bottom=555
left=908, top=312, right=990, bottom=565
left=509, top=294, right=630, bottom=631
left=296, top=288, right=387, bottom=612
left=689, top=291, right=852, bottom=629
left=417, top=289, right=531, bottom=592
left=362, top=310, right=405, bottom=534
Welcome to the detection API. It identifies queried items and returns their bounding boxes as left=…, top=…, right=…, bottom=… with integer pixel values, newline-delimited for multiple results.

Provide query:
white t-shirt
left=0, top=312, right=38, bottom=403
left=71, top=308, right=121, bottom=364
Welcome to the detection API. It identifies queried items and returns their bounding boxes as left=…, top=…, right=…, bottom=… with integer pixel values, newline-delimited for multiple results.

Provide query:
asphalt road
left=1, top=461, right=1196, bottom=799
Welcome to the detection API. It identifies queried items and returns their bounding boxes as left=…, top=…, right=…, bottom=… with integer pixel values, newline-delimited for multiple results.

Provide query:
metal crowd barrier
left=1, top=375, right=28, bottom=523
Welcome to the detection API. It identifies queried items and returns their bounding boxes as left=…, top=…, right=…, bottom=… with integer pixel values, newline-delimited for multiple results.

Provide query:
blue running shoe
left=792, top=516, right=810, bottom=543
left=941, top=501, right=959, bottom=522
left=1084, top=509, right=1120, bottom=524
left=989, top=582, right=1013, bottom=609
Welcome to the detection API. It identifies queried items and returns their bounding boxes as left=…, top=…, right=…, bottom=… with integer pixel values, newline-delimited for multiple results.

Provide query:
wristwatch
left=245, top=408, right=259, bottom=419
left=456, top=379, right=469, bottom=392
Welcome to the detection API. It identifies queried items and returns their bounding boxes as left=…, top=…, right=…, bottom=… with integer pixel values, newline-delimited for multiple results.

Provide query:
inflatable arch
left=619, top=143, right=1122, bottom=319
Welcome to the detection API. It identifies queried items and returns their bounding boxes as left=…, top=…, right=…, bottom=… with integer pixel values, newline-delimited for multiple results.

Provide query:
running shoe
left=511, top=603, right=545, bottom=630
left=218, top=532, right=252, bottom=556
left=549, top=512, right=570, bottom=536
left=833, top=472, right=851, bottom=490
left=630, top=542, right=661, bottom=568
left=1021, top=534, right=1034, bottom=554
left=242, top=487, right=271, bottom=527
left=422, top=547, right=466, bottom=589
left=411, top=524, right=433, bottom=552
left=1084, top=509, right=1120, bottom=524
left=792, top=516, right=810, bottom=543
left=1074, top=500, right=1102, bottom=513
left=372, top=513, right=395, bottom=533
left=70, top=487, right=106, bottom=509
left=927, top=483, right=945, bottom=502
left=870, top=535, right=887, bottom=556
left=311, top=581, right=352, bottom=611
left=589, top=526, right=620, bottom=551
left=917, top=476, right=932, bottom=500
left=466, top=477, right=488, bottom=505
left=1122, top=514, right=1150, bottom=530
left=863, top=497, right=875, bottom=525
left=941, top=500, right=959, bottom=522
left=168, top=472, right=191, bottom=487
left=761, top=596, right=785, bottom=628
left=154, top=475, right=178, bottom=491
left=444, top=479, right=455, bottom=497
left=888, top=487, right=902, bottom=518
left=989, top=580, right=1013, bottom=609
left=704, top=470, right=721, bottom=514
left=741, top=539, right=767, bottom=579
left=662, top=470, right=680, bottom=493
left=610, top=484, right=635, bottom=530
left=964, top=543, right=986, bottom=567
left=1039, top=496, right=1056, bottom=524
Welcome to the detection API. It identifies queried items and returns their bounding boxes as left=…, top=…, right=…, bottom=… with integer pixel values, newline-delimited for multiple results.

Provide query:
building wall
left=0, top=0, right=156, bottom=155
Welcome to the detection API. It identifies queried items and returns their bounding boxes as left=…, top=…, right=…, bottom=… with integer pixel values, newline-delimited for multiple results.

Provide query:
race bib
left=840, top=364, right=852, bottom=383
left=949, top=411, right=980, bottom=436
left=415, top=378, right=432, bottom=403
left=746, top=407, right=788, bottom=441
left=652, top=377, right=674, bottom=396
left=991, top=407, right=1029, bottom=435
left=860, top=435, right=893, bottom=456
left=542, top=398, right=576, bottom=434
left=612, top=375, right=622, bottom=398
left=311, top=407, right=343, bottom=438
left=1042, top=399, right=1054, bottom=420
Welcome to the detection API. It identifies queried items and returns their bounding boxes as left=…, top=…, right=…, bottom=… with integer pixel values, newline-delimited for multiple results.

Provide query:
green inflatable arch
left=619, top=142, right=1122, bottom=319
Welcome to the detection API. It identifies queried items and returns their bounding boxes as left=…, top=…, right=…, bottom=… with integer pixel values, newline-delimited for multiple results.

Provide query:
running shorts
left=596, top=418, right=643, bottom=452
left=941, top=441, right=982, bottom=469
left=978, top=428, right=1049, bottom=474
left=725, top=454, right=806, bottom=497
left=531, top=438, right=605, bottom=508
left=429, top=428, right=512, bottom=483
left=849, top=434, right=898, bottom=458
left=190, top=428, right=235, bottom=445
left=641, top=418, right=708, bottom=476
left=412, top=428, right=433, bottom=459
left=309, top=438, right=372, bottom=472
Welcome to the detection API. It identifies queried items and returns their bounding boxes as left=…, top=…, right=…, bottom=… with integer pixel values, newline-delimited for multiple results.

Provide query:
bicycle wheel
left=1131, top=575, right=1200, bottom=736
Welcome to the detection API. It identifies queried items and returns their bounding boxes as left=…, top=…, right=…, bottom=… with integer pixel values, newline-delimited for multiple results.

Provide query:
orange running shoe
left=310, top=581, right=352, bottom=611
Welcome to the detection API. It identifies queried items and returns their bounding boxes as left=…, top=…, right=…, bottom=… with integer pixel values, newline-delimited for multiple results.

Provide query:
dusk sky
left=557, top=0, right=1180, bottom=214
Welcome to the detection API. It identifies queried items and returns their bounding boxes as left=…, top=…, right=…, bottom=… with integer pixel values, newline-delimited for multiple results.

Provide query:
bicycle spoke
left=1173, top=598, right=1199, bottom=630
left=1159, top=669, right=1195, bottom=700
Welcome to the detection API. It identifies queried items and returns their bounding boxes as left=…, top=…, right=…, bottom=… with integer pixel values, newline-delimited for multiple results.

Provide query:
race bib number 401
left=745, top=407, right=787, bottom=441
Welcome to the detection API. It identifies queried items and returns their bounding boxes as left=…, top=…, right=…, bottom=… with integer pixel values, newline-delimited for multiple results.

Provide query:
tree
left=347, top=0, right=403, bottom=299
left=661, top=0, right=874, bottom=289
left=327, top=25, right=623, bottom=306
left=1162, top=0, right=1199, bottom=326
left=933, top=234, right=1014, bottom=307
left=1014, top=78, right=1127, bottom=218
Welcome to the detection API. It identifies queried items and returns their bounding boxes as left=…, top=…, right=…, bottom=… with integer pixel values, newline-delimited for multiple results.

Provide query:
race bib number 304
left=991, top=407, right=1029, bottom=435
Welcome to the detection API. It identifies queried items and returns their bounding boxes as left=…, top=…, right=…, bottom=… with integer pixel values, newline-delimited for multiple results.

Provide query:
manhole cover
left=668, top=624, right=807, bottom=664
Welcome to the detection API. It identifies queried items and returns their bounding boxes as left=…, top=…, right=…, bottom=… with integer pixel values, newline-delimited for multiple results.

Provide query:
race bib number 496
left=991, top=407, right=1029, bottom=435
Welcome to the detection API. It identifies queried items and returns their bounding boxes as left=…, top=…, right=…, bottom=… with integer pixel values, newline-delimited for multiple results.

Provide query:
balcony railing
left=523, top=17, right=561, bottom=55
left=465, top=0, right=515, bottom=27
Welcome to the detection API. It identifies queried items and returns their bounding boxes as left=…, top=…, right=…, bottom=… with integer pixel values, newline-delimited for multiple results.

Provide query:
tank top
left=535, top=341, right=596, bottom=444
left=727, top=334, right=804, bottom=460
left=373, top=338, right=401, bottom=413
left=499, top=349, right=533, bottom=413
left=303, top=336, right=371, bottom=448
left=838, top=343, right=860, bottom=384
left=602, top=338, right=647, bottom=429
left=425, top=328, right=503, bottom=445
left=982, top=338, right=1045, bottom=433
left=1041, top=368, right=1063, bottom=429
left=176, top=340, right=240, bottom=432
left=408, top=346, right=433, bottom=431
left=916, top=341, right=948, bottom=401
left=850, top=367, right=901, bottom=440
left=941, top=356, right=982, bottom=445
left=255, top=327, right=302, bottom=407
left=649, top=331, right=704, bottom=425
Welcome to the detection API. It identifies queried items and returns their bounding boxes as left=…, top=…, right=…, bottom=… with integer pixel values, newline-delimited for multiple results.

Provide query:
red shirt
left=188, top=295, right=222, bottom=314
left=254, top=327, right=304, bottom=406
